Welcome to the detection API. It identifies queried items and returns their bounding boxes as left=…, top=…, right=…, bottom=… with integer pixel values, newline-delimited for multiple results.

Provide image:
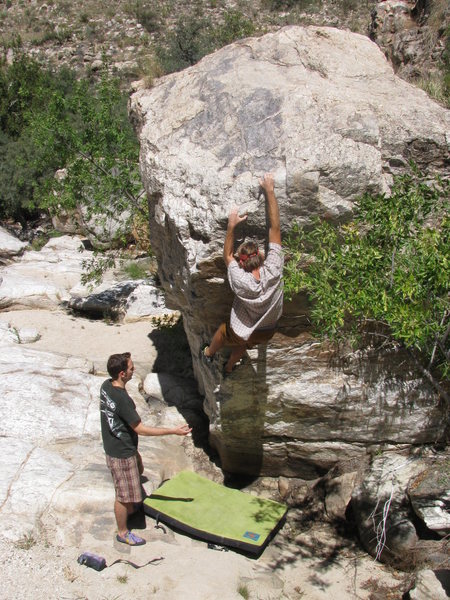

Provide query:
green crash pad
left=143, top=471, right=287, bottom=556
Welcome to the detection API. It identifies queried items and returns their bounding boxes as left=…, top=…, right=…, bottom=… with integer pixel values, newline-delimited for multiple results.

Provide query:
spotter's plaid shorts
left=105, top=452, right=143, bottom=503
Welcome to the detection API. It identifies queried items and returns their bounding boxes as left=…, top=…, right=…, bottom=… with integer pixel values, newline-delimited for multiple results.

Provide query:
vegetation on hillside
left=0, top=1, right=446, bottom=103
left=0, top=49, right=77, bottom=222
left=284, top=168, right=450, bottom=386
left=415, top=0, right=450, bottom=107
left=154, top=9, right=256, bottom=73
left=0, top=1, right=378, bottom=80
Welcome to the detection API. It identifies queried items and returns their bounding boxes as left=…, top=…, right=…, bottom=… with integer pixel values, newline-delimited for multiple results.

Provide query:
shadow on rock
left=148, top=318, right=193, bottom=378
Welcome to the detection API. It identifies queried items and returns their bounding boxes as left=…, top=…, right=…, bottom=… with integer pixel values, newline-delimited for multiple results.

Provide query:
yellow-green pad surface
left=144, top=471, right=287, bottom=555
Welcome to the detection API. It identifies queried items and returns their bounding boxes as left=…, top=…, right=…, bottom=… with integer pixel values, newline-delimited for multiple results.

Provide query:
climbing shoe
left=222, top=364, right=238, bottom=379
left=200, top=343, right=214, bottom=366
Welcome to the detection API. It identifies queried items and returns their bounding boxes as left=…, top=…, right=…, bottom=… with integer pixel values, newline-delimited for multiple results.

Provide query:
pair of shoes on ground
left=116, top=530, right=146, bottom=546
left=200, top=343, right=214, bottom=366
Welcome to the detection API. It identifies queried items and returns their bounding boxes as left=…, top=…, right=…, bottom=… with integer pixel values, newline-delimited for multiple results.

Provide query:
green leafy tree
left=284, top=168, right=449, bottom=388
left=0, top=51, right=78, bottom=222
left=32, top=69, right=142, bottom=217
left=0, top=51, right=146, bottom=284
left=28, top=64, right=145, bottom=283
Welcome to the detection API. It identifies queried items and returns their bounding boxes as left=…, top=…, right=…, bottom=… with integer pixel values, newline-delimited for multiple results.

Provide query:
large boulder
left=408, top=458, right=450, bottom=537
left=409, top=570, right=448, bottom=600
left=0, top=226, right=27, bottom=263
left=130, top=26, right=449, bottom=476
left=0, top=235, right=93, bottom=310
left=68, top=280, right=141, bottom=319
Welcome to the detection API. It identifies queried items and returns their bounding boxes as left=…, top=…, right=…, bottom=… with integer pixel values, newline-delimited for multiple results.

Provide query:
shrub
left=156, top=10, right=256, bottom=74
left=0, top=52, right=147, bottom=286
left=156, top=15, right=216, bottom=73
left=137, top=54, right=164, bottom=87
left=284, top=167, right=450, bottom=381
left=213, top=10, right=256, bottom=47
left=263, top=0, right=319, bottom=11
left=0, top=52, right=78, bottom=221
left=133, top=1, right=161, bottom=33
left=122, top=261, right=149, bottom=280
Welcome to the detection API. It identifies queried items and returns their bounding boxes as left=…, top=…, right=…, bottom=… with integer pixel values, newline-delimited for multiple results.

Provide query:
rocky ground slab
left=0, top=233, right=442, bottom=598
left=0, top=309, right=410, bottom=599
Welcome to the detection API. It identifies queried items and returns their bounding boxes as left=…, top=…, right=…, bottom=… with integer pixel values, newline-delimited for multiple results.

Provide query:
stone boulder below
left=124, top=281, right=176, bottom=323
left=324, top=471, right=358, bottom=521
left=408, top=459, right=450, bottom=537
left=409, top=569, right=448, bottom=600
left=69, top=279, right=176, bottom=322
left=49, top=181, right=134, bottom=249
left=0, top=233, right=175, bottom=322
left=351, top=451, right=449, bottom=568
left=0, top=235, right=98, bottom=310
left=0, top=225, right=27, bottom=263
left=130, top=25, right=449, bottom=477
left=143, top=372, right=211, bottom=449
left=0, top=321, right=40, bottom=344
left=68, top=280, right=141, bottom=319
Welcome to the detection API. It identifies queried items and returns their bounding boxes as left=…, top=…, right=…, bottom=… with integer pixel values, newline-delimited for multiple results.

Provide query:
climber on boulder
left=200, top=172, right=283, bottom=376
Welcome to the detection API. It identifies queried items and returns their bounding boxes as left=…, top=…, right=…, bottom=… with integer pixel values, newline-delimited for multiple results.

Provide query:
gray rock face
left=0, top=235, right=93, bottom=310
left=0, top=234, right=174, bottom=322
left=69, top=279, right=176, bottom=321
left=351, top=452, right=421, bottom=565
left=409, top=569, right=448, bottom=600
left=124, top=281, right=177, bottom=323
left=370, top=1, right=448, bottom=82
left=0, top=322, right=40, bottom=344
left=0, top=332, right=193, bottom=545
left=325, top=471, right=358, bottom=521
left=408, top=460, right=450, bottom=537
left=51, top=198, right=134, bottom=249
left=130, top=26, right=450, bottom=476
left=351, top=451, right=450, bottom=568
left=68, top=280, right=141, bottom=319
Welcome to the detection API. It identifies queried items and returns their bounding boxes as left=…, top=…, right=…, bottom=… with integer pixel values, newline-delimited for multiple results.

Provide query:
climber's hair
left=107, top=352, right=131, bottom=380
left=236, top=240, right=264, bottom=272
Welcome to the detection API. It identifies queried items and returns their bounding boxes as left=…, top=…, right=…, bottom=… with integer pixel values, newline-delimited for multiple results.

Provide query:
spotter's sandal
left=116, top=531, right=146, bottom=546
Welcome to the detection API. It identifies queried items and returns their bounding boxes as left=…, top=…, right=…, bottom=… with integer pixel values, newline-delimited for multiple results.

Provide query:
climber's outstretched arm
left=223, top=207, right=247, bottom=266
left=260, top=173, right=281, bottom=245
